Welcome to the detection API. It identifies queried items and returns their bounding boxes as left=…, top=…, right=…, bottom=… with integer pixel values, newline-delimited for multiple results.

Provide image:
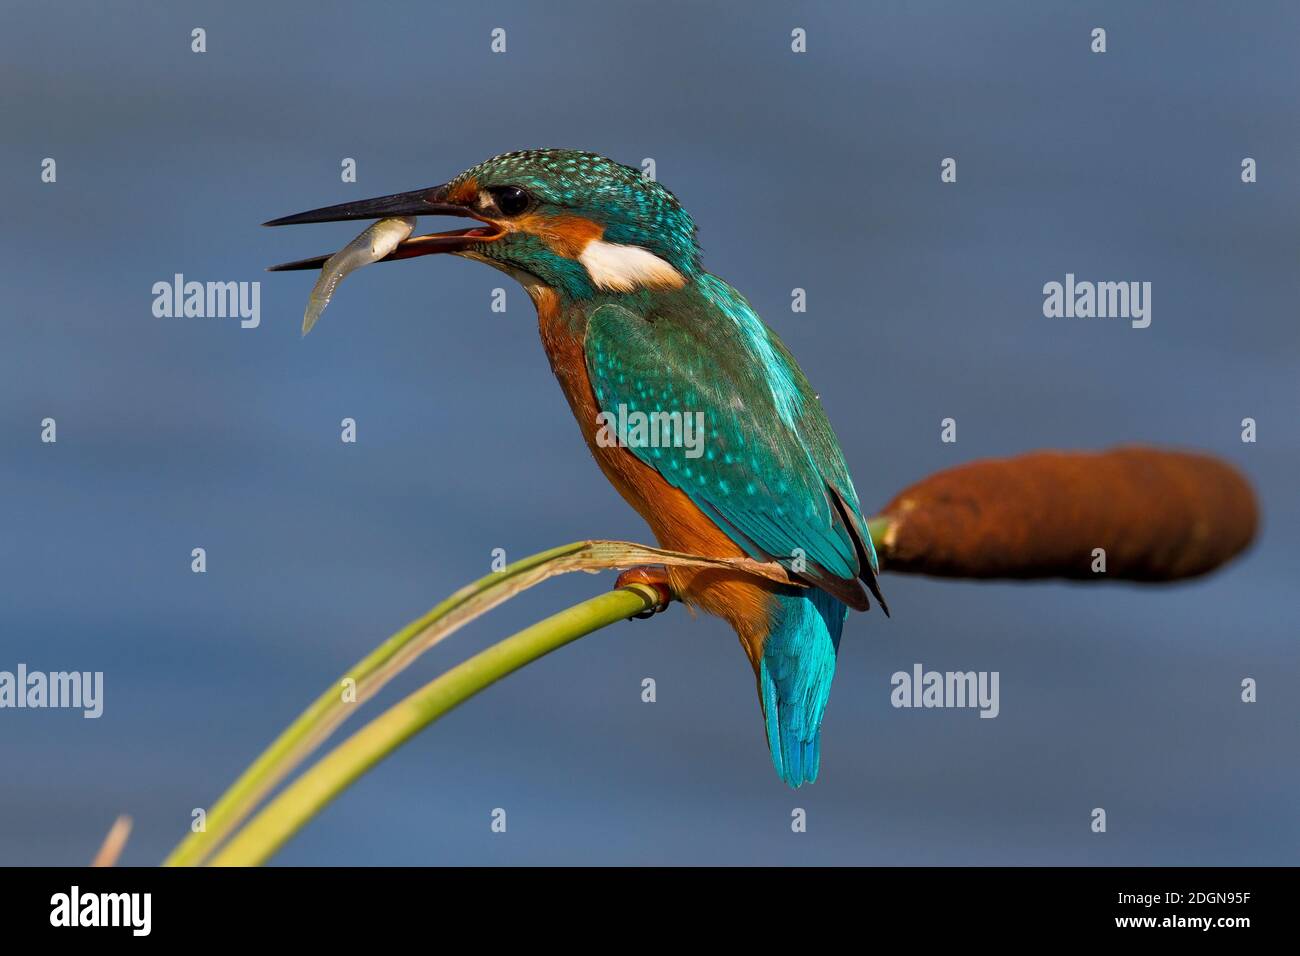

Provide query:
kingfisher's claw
left=615, top=567, right=674, bottom=619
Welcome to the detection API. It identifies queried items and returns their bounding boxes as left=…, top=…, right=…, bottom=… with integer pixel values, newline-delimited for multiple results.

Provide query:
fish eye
left=486, top=185, right=531, bottom=217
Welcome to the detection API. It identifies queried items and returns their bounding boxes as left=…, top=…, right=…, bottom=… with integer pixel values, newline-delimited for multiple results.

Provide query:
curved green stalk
left=165, top=541, right=792, bottom=867
left=165, top=541, right=577, bottom=866
left=208, top=584, right=658, bottom=867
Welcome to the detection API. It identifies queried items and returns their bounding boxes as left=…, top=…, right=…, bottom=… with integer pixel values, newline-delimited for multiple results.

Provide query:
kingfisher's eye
left=487, top=185, right=531, bottom=217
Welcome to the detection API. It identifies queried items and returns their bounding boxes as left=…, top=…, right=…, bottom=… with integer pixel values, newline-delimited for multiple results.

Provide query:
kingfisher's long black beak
left=264, top=184, right=503, bottom=271
left=263, top=184, right=467, bottom=227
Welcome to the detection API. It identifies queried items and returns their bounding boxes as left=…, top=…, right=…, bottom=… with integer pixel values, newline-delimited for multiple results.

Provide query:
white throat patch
left=578, top=239, right=685, bottom=292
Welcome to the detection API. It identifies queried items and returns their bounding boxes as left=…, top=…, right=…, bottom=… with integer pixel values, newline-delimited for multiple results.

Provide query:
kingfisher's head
left=267, top=149, right=699, bottom=299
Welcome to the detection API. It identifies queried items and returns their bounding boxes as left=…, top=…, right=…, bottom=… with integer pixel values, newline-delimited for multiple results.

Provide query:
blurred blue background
left=2, top=1, right=1296, bottom=865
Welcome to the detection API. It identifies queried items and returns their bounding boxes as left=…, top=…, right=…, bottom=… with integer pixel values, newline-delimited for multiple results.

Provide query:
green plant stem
left=208, top=584, right=658, bottom=867
left=164, top=541, right=578, bottom=867
left=165, top=540, right=793, bottom=867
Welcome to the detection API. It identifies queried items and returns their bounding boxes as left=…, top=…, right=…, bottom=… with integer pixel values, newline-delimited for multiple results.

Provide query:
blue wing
left=583, top=280, right=885, bottom=613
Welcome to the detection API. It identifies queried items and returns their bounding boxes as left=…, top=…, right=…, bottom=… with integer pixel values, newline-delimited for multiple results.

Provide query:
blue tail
left=758, top=588, right=849, bottom=788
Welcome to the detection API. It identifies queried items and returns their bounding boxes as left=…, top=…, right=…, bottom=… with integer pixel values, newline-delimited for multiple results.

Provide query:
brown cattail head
left=874, top=447, right=1258, bottom=582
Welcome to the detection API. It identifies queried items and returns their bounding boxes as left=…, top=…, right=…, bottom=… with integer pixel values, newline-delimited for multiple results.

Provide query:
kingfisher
left=266, top=149, right=888, bottom=787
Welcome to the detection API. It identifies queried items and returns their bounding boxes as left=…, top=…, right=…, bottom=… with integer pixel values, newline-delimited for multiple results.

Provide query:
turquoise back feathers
left=583, top=278, right=881, bottom=611
left=582, top=279, right=881, bottom=786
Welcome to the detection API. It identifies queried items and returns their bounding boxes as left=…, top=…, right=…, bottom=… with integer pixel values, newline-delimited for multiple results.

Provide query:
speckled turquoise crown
left=449, top=149, right=701, bottom=275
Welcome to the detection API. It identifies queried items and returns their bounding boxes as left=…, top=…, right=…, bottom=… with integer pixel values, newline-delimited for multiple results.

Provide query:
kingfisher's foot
left=616, top=566, right=674, bottom=619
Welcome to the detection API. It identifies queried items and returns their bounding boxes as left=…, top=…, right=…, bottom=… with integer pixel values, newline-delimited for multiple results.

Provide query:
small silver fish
left=302, top=216, right=416, bottom=335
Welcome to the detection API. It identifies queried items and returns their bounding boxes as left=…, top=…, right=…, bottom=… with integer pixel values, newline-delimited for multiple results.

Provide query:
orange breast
left=533, top=291, right=777, bottom=664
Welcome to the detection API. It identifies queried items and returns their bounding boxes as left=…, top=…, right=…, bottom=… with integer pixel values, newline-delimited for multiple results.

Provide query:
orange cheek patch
left=516, top=214, right=604, bottom=259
